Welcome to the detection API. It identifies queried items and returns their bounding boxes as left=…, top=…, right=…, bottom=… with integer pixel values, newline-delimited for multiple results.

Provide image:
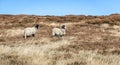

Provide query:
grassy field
left=0, top=14, right=120, bottom=65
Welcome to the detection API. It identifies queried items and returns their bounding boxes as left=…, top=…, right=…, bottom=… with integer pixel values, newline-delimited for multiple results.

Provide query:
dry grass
left=0, top=14, right=120, bottom=65
left=0, top=44, right=120, bottom=65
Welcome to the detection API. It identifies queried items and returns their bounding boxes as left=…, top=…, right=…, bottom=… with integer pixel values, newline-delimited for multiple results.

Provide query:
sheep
left=24, top=24, right=40, bottom=39
left=52, top=25, right=66, bottom=37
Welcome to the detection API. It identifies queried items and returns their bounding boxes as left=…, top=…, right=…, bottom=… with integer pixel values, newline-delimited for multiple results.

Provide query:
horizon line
left=0, top=13, right=119, bottom=16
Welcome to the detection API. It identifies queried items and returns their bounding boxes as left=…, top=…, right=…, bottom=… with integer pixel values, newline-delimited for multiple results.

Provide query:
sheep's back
left=24, top=27, right=36, bottom=36
left=52, top=28, right=63, bottom=35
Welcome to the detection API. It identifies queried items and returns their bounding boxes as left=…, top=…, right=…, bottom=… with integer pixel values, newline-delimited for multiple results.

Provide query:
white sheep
left=24, top=24, right=39, bottom=39
left=52, top=25, right=66, bottom=37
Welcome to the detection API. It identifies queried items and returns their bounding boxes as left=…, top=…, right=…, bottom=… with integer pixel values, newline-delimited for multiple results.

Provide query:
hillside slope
left=0, top=14, right=120, bottom=65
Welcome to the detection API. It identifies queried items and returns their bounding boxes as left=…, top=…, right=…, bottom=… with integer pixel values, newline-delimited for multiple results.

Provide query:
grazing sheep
left=52, top=25, right=66, bottom=37
left=24, top=24, right=40, bottom=39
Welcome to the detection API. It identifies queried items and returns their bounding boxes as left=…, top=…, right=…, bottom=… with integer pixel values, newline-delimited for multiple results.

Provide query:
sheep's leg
left=23, top=35, right=25, bottom=38
left=24, top=32, right=27, bottom=39
left=24, top=34, right=27, bottom=39
left=60, top=35, right=64, bottom=40
left=62, top=35, right=64, bottom=40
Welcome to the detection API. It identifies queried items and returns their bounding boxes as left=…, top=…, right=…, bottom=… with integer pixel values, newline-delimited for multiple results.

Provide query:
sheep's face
left=61, top=25, right=66, bottom=29
left=35, top=24, right=40, bottom=29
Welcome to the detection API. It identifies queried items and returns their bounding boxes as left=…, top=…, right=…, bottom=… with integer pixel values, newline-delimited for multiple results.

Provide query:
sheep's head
left=61, top=25, right=66, bottom=29
left=35, top=24, right=40, bottom=29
